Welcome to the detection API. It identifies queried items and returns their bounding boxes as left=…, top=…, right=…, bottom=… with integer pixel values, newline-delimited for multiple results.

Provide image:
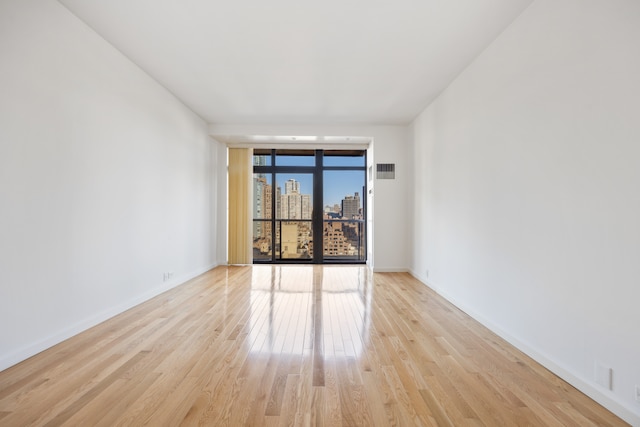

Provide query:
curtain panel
left=228, top=148, right=252, bottom=264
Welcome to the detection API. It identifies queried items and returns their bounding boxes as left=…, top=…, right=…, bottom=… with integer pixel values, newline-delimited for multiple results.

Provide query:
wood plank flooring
left=0, top=265, right=628, bottom=426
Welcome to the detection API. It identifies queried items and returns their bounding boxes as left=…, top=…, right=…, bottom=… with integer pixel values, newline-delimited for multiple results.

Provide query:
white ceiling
left=58, top=0, right=532, bottom=126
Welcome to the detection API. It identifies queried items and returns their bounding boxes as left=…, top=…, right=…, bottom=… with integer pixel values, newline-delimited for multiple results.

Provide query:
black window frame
left=252, top=148, right=367, bottom=264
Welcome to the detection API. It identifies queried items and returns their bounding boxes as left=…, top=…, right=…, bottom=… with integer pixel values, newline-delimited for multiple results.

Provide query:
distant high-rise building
left=253, top=155, right=268, bottom=167
left=279, top=179, right=311, bottom=219
left=341, top=192, right=361, bottom=219
left=253, top=175, right=273, bottom=239
left=281, top=223, right=299, bottom=258
left=253, top=175, right=266, bottom=236
left=276, top=185, right=282, bottom=217
left=301, top=194, right=311, bottom=219
left=285, top=179, right=300, bottom=195
left=323, top=222, right=352, bottom=257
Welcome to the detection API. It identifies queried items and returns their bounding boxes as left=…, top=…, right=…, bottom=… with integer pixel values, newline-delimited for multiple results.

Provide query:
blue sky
left=269, top=172, right=365, bottom=208
left=323, top=171, right=365, bottom=208
left=258, top=154, right=366, bottom=208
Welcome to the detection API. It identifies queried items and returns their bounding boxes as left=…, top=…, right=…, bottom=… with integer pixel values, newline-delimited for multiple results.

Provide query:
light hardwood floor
left=0, top=266, right=628, bottom=426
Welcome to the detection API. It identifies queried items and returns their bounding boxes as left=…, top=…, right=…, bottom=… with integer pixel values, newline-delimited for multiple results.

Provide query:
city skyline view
left=252, top=150, right=366, bottom=262
left=255, top=172, right=365, bottom=212
left=255, top=153, right=366, bottom=209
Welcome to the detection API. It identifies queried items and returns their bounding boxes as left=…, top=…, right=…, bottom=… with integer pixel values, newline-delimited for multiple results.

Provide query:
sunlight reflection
left=248, top=266, right=371, bottom=358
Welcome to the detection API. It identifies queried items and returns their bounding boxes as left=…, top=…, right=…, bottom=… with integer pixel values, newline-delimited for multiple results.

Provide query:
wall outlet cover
left=594, top=362, right=612, bottom=390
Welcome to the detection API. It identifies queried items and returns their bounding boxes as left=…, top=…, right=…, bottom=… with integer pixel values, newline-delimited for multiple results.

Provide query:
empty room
left=1, top=0, right=639, bottom=425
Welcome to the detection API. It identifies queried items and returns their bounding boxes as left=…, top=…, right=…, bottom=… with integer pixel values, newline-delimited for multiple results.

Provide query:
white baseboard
left=407, top=269, right=640, bottom=426
left=0, top=263, right=218, bottom=372
left=372, top=267, right=409, bottom=273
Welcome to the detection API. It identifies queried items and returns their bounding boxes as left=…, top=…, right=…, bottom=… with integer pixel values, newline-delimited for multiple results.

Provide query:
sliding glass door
left=275, top=173, right=314, bottom=260
left=323, top=170, right=365, bottom=261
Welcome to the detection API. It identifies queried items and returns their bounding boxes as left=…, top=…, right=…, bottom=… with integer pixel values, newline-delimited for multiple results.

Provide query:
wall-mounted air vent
left=376, top=163, right=395, bottom=179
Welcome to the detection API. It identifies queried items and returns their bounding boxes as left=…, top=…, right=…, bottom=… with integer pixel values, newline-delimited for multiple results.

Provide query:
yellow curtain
left=228, top=148, right=252, bottom=264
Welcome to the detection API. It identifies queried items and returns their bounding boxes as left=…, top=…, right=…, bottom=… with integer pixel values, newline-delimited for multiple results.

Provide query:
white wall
left=409, top=0, right=640, bottom=423
left=209, top=123, right=410, bottom=271
left=211, top=139, right=229, bottom=266
left=366, top=126, right=410, bottom=272
left=0, top=0, right=218, bottom=370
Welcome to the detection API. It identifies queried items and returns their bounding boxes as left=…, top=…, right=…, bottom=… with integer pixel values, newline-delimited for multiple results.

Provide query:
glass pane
left=323, top=220, right=365, bottom=261
left=275, top=150, right=315, bottom=166
left=323, top=151, right=365, bottom=167
left=276, top=221, right=313, bottom=260
left=252, top=220, right=272, bottom=261
left=322, top=169, right=365, bottom=262
left=276, top=174, right=313, bottom=220
left=253, top=173, right=272, bottom=219
left=253, top=149, right=271, bottom=166
left=251, top=149, right=367, bottom=264
left=323, top=171, right=364, bottom=219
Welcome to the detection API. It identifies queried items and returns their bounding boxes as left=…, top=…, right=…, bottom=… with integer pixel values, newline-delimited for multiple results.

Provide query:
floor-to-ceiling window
left=252, top=149, right=366, bottom=264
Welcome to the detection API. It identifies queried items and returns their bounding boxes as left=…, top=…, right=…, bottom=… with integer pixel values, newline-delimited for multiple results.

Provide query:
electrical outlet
left=594, top=362, right=612, bottom=390
left=425, top=269, right=429, bottom=278
left=635, top=385, right=640, bottom=403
